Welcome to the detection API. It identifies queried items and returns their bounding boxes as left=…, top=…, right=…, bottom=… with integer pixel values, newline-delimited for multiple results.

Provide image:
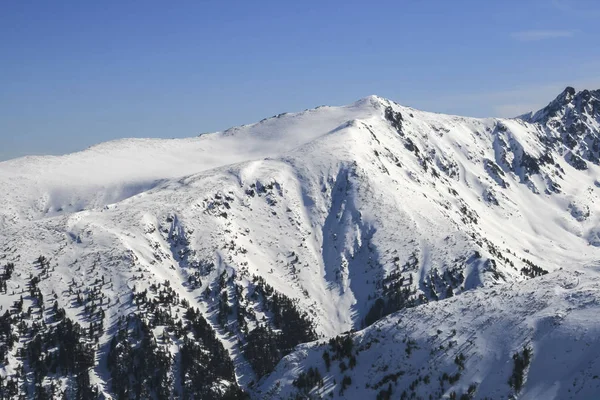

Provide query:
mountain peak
left=351, top=94, right=389, bottom=109
left=524, top=86, right=600, bottom=124
left=561, top=85, right=576, bottom=98
left=515, top=86, right=600, bottom=170
left=557, top=85, right=578, bottom=104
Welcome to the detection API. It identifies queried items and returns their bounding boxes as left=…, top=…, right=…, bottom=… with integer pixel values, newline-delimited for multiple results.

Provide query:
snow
left=259, top=266, right=600, bottom=399
left=1, top=89, right=600, bottom=398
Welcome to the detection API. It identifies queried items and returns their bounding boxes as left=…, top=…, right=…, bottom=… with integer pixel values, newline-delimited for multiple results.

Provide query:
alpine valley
left=1, top=87, right=600, bottom=400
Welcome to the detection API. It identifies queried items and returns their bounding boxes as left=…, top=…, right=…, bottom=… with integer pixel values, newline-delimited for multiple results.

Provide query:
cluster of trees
left=327, top=335, right=353, bottom=360
left=138, top=280, right=184, bottom=329
left=0, top=262, right=14, bottom=293
left=376, top=383, right=394, bottom=400
left=364, top=284, right=416, bottom=327
left=0, top=256, right=102, bottom=398
left=242, top=276, right=317, bottom=377
left=508, top=346, right=532, bottom=392
left=448, top=383, right=478, bottom=400
left=484, top=241, right=515, bottom=269
left=27, top=274, right=44, bottom=309
left=0, top=310, right=16, bottom=360
left=521, top=259, right=548, bottom=278
left=292, top=367, right=324, bottom=394
left=423, top=267, right=465, bottom=301
left=184, top=307, right=244, bottom=399
left=0, top=375, right=19, bottom=398
left=25, top=317, right=97, bottom=399
left=2, top=249, right=318, bottom=399
left=218, top=290, right=232, bottom=327
left=0, top=262, right=17, bottom=361
left=364, top=254, right=427, bottom=327
left=243, top=325, right=281, bottom=377
left=107, top=315, right=172, bottom=399
left=107, top=279, right=245, bottom=400
left=339, top=375, right=352, bottom=395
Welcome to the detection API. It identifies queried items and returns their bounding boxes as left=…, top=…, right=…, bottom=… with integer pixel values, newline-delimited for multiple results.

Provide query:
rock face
left=522, top=87, right=600, bottom=169
left=1, top=88, right=600, bottom=399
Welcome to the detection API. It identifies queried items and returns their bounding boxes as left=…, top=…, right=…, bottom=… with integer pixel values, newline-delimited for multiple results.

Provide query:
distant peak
left=556, top=86, right=576, bottom=104
left=564, top=86, right=576, bottom=96
left=525, top=86, right=600, bottom=124
left=544, top=86, right=576, bottom=111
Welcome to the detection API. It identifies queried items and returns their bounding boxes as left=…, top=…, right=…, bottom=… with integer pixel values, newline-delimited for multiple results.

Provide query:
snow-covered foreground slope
left=258, top=266, right=600, bottom=400
left=1, top=89, right=600, bottom=399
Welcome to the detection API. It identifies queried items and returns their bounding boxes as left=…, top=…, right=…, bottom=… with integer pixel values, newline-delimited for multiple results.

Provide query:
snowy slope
left=258, top=266, right=600, bottom=399
left=0, top=101, right=378, bottom=225
left=1, top=89, right=600, bottom=399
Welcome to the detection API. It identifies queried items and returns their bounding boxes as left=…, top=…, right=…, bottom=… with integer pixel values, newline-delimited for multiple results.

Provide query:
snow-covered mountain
left=1, top=88, right=600, bottom=399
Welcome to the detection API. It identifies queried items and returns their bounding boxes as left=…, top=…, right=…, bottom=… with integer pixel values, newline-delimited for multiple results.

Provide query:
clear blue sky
left=2, top=0, right=600, bottom=161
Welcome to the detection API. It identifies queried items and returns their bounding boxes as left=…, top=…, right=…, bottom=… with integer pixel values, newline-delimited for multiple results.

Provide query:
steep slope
left=1, top=89, right=600, bottom=399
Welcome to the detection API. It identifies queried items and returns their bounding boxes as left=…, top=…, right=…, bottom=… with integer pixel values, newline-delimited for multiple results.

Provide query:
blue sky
left=2, top=0, right=600, bottom=161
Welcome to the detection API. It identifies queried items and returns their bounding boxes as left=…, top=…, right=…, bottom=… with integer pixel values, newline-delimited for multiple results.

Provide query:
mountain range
left=1, top=87, right=600, bottom=399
